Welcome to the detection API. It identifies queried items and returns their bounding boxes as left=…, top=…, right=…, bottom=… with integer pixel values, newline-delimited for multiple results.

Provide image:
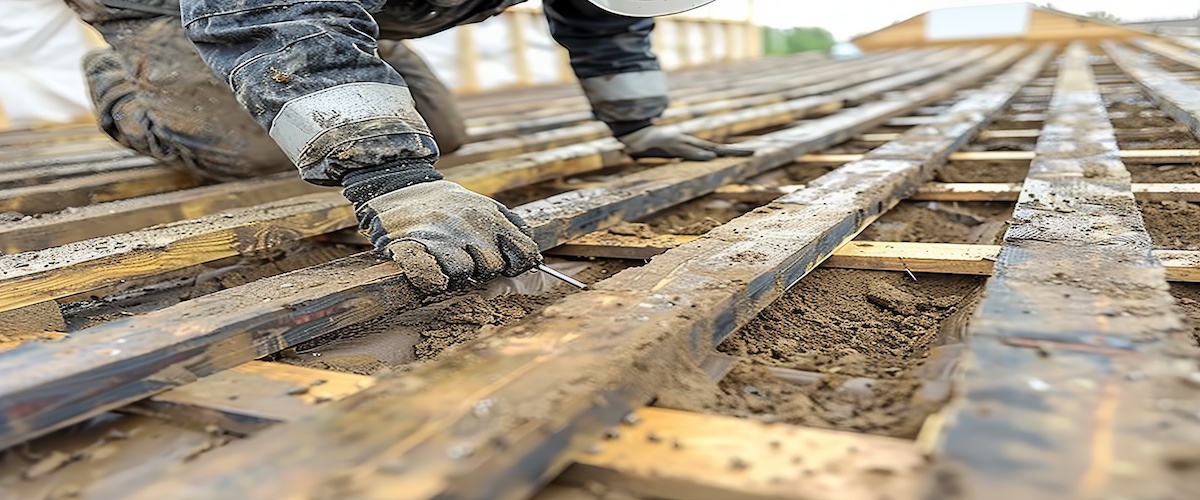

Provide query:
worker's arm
left=180, top=0, right=540, bottom=292
left=542, top=0, right=751, bottom=160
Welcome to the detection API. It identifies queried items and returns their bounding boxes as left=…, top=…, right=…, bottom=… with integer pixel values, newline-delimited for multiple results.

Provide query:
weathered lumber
left=1105, top=40, right=1200, bottom=142
left=129, top=361, right=375, bottom=436
left=0, top=149, right=138, bottom=173
left=924, top=43, right=1200, bottom=499
left=0, top=193, right=355, bottom=314
left=0, top=46, right=990, bottom=262
left=0, top=166, right=200, bottom=215
left=0, top=156, right=159, bottom=190
left=799, top=149, right=1200, bottom=164
left=914, top=182, right=1200, bottom=202
left=861, top=127, right=1183, bottom=143
left=0, top=174, right=332, bottom=255
left=0, top=43, right=1042, bottom=455
left=550, top=237, right=1200, bottom=283
left=559, top=408, right=925, bottom=500
left=117, top=45, right=1052, bottom=500
left=444, top=47, right=975, bottom=170
left=1128, top=37, right=1200, bottom=71
left=465, top=49, right=912, bottom=140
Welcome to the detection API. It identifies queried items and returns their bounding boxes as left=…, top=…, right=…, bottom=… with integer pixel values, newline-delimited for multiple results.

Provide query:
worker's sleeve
left=179, top=0, right=443, bottom=187
left=542, top=0, right=667, bottom=137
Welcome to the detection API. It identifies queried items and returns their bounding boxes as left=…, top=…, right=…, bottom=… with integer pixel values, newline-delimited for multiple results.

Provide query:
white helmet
left=588, top=0, right=718, bottom=17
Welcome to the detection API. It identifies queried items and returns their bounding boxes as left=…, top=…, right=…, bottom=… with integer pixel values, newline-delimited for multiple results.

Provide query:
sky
left=745, top=0, right=1200, bottom=40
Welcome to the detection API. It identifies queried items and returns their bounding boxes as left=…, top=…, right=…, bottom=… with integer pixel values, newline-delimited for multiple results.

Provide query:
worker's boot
left=376, top=40, right=468, bottom=154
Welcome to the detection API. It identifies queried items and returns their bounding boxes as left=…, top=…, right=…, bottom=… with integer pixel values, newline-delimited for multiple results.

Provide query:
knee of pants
left=88, top=17, right=295, bottom=181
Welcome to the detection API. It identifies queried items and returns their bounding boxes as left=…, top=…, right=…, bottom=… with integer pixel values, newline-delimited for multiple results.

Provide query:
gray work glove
left=353, top=179, right=542, bottom=293
left=616, top=125, right=755, bottom=161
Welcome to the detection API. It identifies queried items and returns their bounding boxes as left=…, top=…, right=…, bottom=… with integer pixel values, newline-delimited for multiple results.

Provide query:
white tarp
left=0, top=0, right=100, bottom=127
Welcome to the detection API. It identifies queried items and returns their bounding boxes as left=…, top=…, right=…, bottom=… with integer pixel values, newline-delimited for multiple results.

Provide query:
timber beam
left=922, top=43, right=1200, bottom=499
left=1105, top=40, right=1200, bottom=142
left=0, top=44, right=1041, bottom=459
left=110, top=45, right=1053, bottom=500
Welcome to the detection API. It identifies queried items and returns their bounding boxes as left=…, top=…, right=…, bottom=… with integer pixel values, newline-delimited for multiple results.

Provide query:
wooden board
left=914, top=182, right=1200, bottom=202
left=113, top=45, right=1050, bottom=500
left=1106, top=40, right=1200, bottom=143
left=560, top=408, right=925, bottom=500
left=0, top=59, right=983, bottom=450
left=923, top=43, right=1200, bottom=499
left=0, top=167, right=200, bottom=215
left=130, top=361, right=375, bottom=436
left=799, top=149, right=1200, bottom=165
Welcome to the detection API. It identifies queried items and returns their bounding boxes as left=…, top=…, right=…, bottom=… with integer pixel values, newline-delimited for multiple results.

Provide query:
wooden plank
left=0, top=173, right=331, bottom=255
left=0, top=192, right=356, bottom=314
left=114, top=45, right=1051, bottom=500
left=0, top=149, right=138, bottom=173
left=1128, top=37, right=1200, bottom=71
left=551, top=237, right=1200, bottom=284
left=129, top=361, right=375, bottom=436
left=0, top=167, right=200, bottom=215
left=799, top=149, right=1200, bottom=164
left=559, top=408, right=925, bottom=500
left=465, top=49, right=921, bottom=141
left=0, top=156, right=159, bottom=190
left=0, top=76, right=934, bottom=452
left=447, top=47, right=977, bottom=168
left=1106, top=40, right=1200, bottom=143
left=924, top=43, right=1200, bottom=499
left=863, top=127, right=1178, bottom=143
left=915, top=182, right=1200, bottom=202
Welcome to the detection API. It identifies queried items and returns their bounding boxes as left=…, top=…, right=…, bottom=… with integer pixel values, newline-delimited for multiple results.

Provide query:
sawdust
left=935, top=160, right=1029, bottom=183
left=1140, top=200, right=1200, bottom=250
left=856, top=202, right=1013, bottom=244
left=640, top=198, right=752, bottom=236
left=660, top=269, right=982, bottom=438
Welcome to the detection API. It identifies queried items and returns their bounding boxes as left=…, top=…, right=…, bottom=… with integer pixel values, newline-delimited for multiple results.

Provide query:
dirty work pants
left=79, top=15, right=466, bottom=182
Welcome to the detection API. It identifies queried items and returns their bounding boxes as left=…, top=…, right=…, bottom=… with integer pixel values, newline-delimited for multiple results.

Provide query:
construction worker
left=65, top=0, right=750, bottom=292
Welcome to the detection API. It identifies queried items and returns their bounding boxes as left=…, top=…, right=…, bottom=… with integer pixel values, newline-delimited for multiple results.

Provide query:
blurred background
left=3, top=0, right=1199, bottom=131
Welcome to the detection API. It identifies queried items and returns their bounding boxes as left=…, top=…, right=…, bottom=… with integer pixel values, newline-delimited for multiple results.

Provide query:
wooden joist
left=0, top=48, right=995, bottom=449
left=913, top=182, right=1200, bottom=202
left=924, top=43, right=1200, bottom=499
left=1128, top=37, right=1200, bottom=71
left=559, top=408, right=925, bottom=500
left=0, top=156, right=159, bottom=190
left=0, top=166, right=200, bottom=215
left=130, top=363, right=925, bottom=500
left=798, top=149, right=1200, bottom=165
left=1105, top=40, right=1200, bottom=142
left=0, top=45, right=1010, bottom=312
left=109, top=45, right=1051, bottom=500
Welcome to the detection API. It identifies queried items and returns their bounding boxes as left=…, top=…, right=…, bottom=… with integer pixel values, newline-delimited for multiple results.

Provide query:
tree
left=761, top=26, right=835, bottom=55
left=1086, top=11, right=1121, bottom=23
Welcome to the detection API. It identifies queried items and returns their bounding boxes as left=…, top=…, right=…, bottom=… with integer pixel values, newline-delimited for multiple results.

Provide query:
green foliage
left=762, top=26, right=835, bottom=55
left=1085, top=10, right=1121, bottom=23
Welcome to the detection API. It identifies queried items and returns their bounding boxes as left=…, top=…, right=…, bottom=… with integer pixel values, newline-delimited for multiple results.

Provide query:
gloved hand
left=348, top=179, right=543, bottom=293
left=616, top=125, right=755, bottom=161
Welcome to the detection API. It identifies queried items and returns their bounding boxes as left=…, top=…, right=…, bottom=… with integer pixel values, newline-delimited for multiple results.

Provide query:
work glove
left=616, top=125, right=755, bottom=161
left=345, top=176, right=543, bottom=293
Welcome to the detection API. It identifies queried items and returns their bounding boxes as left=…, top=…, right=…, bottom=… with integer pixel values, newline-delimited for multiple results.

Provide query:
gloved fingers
left=497, top=231, right=543, bottom=277
left=465, top=244, right=507, bottom=281
left=497, top=203, right=535, bottom=236
left=629, top=145, right=715, bottom=161
left=387, top=240, right=451, bottom=293
left=683, top=136, right=756, bottom=157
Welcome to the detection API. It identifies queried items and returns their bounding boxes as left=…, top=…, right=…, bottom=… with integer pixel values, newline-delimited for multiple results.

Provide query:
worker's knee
left=82, top=18, right=292, bottom=182
left=377, top=40, right=468, bottom=154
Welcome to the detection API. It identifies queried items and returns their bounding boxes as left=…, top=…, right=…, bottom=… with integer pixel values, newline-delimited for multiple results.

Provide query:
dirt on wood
left=1141, top=200, right=1200, bottom=250
left=1170, top=283, right=1200, bottom=347
left=1130, top=165, right=1200, bottom=183
left=659, top=269, right=984, bottom=438
left=856, top=201, right=1013, bottom=245
left=935, top=160, right=1029, bottom=183
left=277, top=259, right=629, bottom=375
